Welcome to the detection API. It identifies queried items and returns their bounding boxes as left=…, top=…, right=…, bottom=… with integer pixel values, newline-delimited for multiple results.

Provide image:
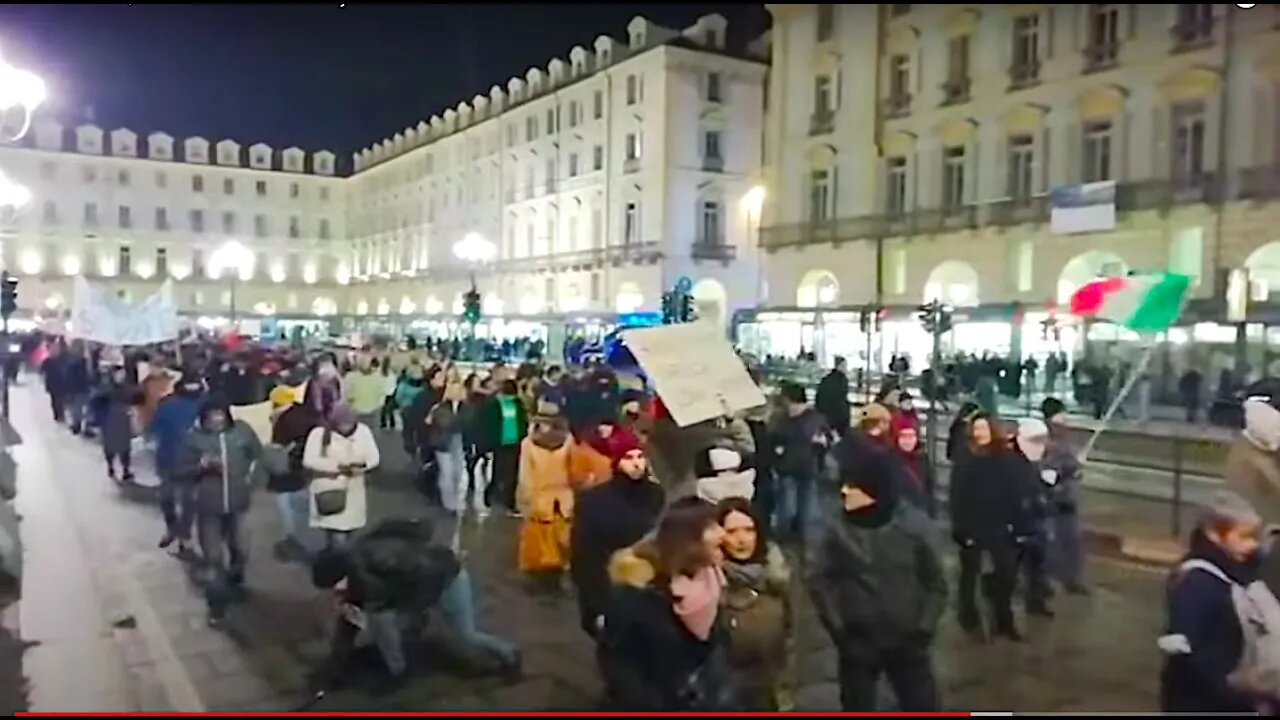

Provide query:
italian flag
left=1068, top=273, right=1192, bottom=333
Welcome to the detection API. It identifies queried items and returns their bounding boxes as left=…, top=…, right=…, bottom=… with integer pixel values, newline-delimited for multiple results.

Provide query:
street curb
left=1082, top=527, right=1182, bottom=568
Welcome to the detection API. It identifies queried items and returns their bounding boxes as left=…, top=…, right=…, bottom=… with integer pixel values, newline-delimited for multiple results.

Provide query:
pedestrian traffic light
left=0, top=274, right=17, bottom=321
left=678, top=292, right=696, bottom=323
left=917, top=300, right=953, bottom=335
left=462, top=287, right=482, bottom=325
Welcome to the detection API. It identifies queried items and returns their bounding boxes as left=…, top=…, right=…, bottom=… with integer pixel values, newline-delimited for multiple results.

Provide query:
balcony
left=809, top=110, right=835, bottom=136
left=1171, top=21, right=1214, bottom=52
left=702, top=154, right=724, bottom=173
left=622, top=157, right=640, bottom=174
left=1240, top=165, right=1280, bottom=201
left=1112, top=174, right=1221, bottom=211
left=1082, top=41, right=1121, bottom=73
left=883, top=93, right=912, bottom=119
left=940, top=77, right=971, bottom=106
left=691, top=242, right=736, bottom=263
left=986, top=196, right=1049, bottom=227
left=1008, top=60, right=1041, bottom=90
left=425, top=242, right=666, bottom=278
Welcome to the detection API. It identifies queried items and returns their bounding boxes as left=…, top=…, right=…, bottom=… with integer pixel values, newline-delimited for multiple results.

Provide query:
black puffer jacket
left=948, top=450, right=1032, bottom=547
left=343, top=519, right=461, bottom=613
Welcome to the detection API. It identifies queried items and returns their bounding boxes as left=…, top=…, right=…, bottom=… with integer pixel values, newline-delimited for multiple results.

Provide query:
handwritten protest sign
left=70, top=277, right=179, bottom=346
left=620, top=322, right=766, bottom=428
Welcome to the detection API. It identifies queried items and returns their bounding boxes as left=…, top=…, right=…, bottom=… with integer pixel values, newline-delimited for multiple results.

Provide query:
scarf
left=670, top=565, right=725, bottom=641
left=722, top=560, right=769, bottom=593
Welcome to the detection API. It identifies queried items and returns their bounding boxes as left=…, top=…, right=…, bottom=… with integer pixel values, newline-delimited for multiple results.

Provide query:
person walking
left=815, top=356, right=851, bottom=438
left=767, top=382, right=831, bottom=545
left=516, top=402, right=574, bottom=594
left=426, top=379, right=479, bottom=517
left=303, top=403, right=380, bottom=550
left=98, top=364, right=139, bottom=483
left=1041, top=398, right=1089, bottom=595
left=270, top=385, right=323, bottom=561
left=1009, top=418, right=1054, bottom=619
left=378, top=359, right=399, bottom=430
left=482, top=379, right=528, bottom=514
left=178, top=395, right=263, bottom=625
left=344, top=356, right=387, bottom=428
left=149, top=372, right=206, bottom=555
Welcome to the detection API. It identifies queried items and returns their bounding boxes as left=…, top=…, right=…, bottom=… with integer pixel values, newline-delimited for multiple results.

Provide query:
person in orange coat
left=569, top=426, right=613, bottom=492
left=517, top=401, right=575, bottom=594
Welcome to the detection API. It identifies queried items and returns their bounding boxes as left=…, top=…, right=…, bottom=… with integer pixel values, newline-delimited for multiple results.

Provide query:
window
left=569, top=101, right=581, bottom=127
left=814, top=75, right=834, bottom=115
left=1174, top=4, right=1214, bottom=47
left=591, top=207, right=603, bottom=247
left=942, top=146, right=967, bottom=209
left=703, top=130, right=722, bottom=160
left=888, top=54, right=910, bottom=112
left=319, top=219, right=331, bottom=240
left=255, top=180, right=267, bottom=197
left=254, top=214, right=267, bottom=237
left=569, top=153, right=579, bottom=177
left=624, top=202, right=639, bottom=243
left=1171, top=101, right=1206, bottom=185
left=886, top=157, right=908, bottom=214
left=890, top=3, right=911, bottom=16
left=591, top=272, right=601, bottom=300
left=809, top=169, right=833, bottom=221
left=546, top=108, right=556, bottom=134
left=1082, top=120, right=1113, bottom=182
left=526, top=116, right=538, bottom=142
left=192, top=248, right=205, bottom=277
left=1007, top=134, right=1035, bottom=201
left=190, top=209, right=205, bottom=233
left=593, top=145, right=604, bottom=171
left=84, top=202, right=99, bottom=228
left=545, top=158, right=557, bottom=191
left=626, top=75, right=639, bottom=105
left=222, top=178, right=234, bottom=195
left=118, top=246, right=131, bottom=276
left=155, top=207, right=169, bottom=231
left=700, top=201, right=722, bottom=244
left=156, top=171, right=167, bottom=188
left=192, top=174, right=204, bottom=193
left=1086, top=4, right=1120, bottom=68
left=221, top=211, right=235, bottom=234
left=945, top=35, right=971, bottom=102
left=155, top=247, right=168, bottom=277
left=42, top=200, right=57, bottom=225
left=707, top=72, right=723, bottom=103
left=506, top=124, right=518, bottom=146
left=39, top=161, right=55, bottom=180
left=625, top=133, right=640, bottom=161
left=593, top=90, right=604, bottom=119
left=320, top=187, right=330, bottom=202
left=117, top=170, right=130, bottom=187
left=289, top=216, right=300, bottom=239
left=816, top=4, right=835, bottom=42
left=1012, top=14, right=1042, bottom=84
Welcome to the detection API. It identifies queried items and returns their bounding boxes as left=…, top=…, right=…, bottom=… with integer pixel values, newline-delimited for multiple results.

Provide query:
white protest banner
left=230, top=400, right=274, bottom=445
left=70, top=277, right=179, bottom=346
left=620, top=321, right=766, bottom=428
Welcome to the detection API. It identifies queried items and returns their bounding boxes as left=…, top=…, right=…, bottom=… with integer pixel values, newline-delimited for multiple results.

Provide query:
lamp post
left=741, top=185, right=766, bottom=302
left=451, top=231, right=496, bottom=358
left=210, top=240, right=254, bottom=330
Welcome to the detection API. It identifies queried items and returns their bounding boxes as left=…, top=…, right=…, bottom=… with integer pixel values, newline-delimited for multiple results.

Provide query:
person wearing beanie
left=515, top=402, right=575, bottom=589
left=570, top=437, right=664, bottom=639
left=692, top=445, right=756, bottom=504
left=303, top=401, right=380, bottom=551
left=768, top=381, right=832, bottom=545
left=889, top=413, right=934, bottom=516
left=1040, top=397, right=1088, bottom=595
left=806, top=441, right=945, bottom=712
left=149, top=371, right=207, bottom=555
left=859, top=402, right=893, bottom=445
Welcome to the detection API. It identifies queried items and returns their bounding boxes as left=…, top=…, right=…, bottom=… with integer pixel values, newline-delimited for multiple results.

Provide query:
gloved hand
left=952, top=533, right=975, bottom=548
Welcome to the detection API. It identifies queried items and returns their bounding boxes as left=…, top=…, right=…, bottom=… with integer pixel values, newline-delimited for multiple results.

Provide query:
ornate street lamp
left=210, top=240, right=255, bottom=326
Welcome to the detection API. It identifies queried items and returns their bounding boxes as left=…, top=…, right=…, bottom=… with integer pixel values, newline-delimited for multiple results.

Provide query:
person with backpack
left=1160, top=493, right=1276, bottom=713
left=303, top=403, right=380, bottom=550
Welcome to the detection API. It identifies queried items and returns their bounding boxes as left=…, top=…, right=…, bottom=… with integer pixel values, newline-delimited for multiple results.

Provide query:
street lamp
left=452, top=231, right=496, bottom=280
left=0, top=44, right=46, bottom=144
left=210, top=240, right=255, bottom=327
left=741, top=185, right=767, bottom=301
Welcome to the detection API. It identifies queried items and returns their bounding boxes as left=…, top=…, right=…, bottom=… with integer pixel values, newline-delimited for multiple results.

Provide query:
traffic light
left=859, top=310, right=870, bottom=333
left=678, top=292, right=696, bottom=323
left=872, top=306, right=886, bottom=333
left=462, top=287, right=482, bottom=325
left=0, top=274, right=17, bottom=321
left=661, top=291, right=676, bottom=324
left=917, top=300, right=953, bottom=335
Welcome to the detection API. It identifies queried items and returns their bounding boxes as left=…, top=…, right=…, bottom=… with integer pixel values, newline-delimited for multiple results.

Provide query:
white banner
left=1050, top=180, right=1116, bottom=235
left=621, top=321, right=766, bottom=428
left=70, top=277, right=179, bottom=346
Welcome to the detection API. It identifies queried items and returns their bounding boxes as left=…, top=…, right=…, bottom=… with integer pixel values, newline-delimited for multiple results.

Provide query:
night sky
left=0, top=3, right=768, bottom=170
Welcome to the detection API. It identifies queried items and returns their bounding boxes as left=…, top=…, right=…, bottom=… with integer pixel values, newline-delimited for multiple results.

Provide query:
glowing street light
left=0, top=44, right=46, bottom=144
left=452, top=231, right=496, bottom=266
left=210, top=240, right=255, bottom=324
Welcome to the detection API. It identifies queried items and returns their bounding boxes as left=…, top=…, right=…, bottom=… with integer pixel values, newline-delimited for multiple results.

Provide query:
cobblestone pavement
left=10, top=383, right=1166, bottom=712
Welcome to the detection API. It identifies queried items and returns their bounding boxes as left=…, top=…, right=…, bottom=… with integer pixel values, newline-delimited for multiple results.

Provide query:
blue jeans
left=774, top=475, right=815, bottom=543
left=274, top=488, right=309, bottom=539
left=438, top=567, right=517, bottom=663
left=435, top=437, right=469, bottom=514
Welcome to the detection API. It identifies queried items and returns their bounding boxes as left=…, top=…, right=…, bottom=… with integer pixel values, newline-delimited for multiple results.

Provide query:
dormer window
left=255, top=154, right=265, bottom=165
left=630, top=30, right=645, bottom=48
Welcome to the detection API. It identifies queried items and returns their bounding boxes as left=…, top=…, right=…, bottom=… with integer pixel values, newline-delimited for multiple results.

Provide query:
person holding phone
left=304, top=403, right=380, bottom=549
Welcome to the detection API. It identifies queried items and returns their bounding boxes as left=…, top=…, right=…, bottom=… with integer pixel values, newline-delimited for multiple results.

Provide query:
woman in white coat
left=303, top=403, right=380, bottom=548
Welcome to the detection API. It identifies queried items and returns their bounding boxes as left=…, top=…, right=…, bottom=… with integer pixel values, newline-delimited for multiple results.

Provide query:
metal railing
left=691, top=242, right=736, bottom=262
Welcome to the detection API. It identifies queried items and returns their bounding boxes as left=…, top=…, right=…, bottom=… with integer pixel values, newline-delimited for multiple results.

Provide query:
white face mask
left=1017, top=435, right=1047, bottom=463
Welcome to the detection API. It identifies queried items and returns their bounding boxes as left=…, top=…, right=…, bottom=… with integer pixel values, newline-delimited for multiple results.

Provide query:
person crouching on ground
left=1160, top=493, right=1266, bottom=713
left=303, top=403, right=380, bottom=550
left=806, top=442, right=946, bottom=712
left=599, top=498, right=735, bottom=711
left=516, top=401, right=574, bottom=596
left=178, top=394, right=263, bottom=626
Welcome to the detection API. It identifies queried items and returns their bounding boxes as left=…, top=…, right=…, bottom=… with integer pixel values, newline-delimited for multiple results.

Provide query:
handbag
left=314, top=480, right=349, bottom=516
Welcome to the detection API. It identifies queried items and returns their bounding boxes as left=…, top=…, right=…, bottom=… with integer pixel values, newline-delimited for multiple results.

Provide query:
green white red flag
left=1067, top=272, right=1191, bottom=333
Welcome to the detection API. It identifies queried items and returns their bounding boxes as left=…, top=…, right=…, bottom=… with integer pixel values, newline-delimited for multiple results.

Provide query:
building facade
left=757, top=3, right=1280, bottom=374
left=0, top=123, right=348, bottom=327
left=343, top=14, right=766, bottom=339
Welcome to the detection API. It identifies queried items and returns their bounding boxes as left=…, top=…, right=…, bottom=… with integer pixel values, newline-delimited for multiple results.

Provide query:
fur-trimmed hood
left=608, top=541, right=659, bottom=589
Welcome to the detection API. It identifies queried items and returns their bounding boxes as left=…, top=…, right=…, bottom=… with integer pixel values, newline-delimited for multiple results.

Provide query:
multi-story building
left=344, top=14, right=766, bottom=340
left=756, top=3, right=1280, bottom=378
left=0, top=122, right=348, bottom=329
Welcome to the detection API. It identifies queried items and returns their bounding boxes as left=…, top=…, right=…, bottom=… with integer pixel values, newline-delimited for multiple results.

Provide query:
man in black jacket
left=770, top=382, right=832, bottom=545
left=815, top=356, right=851, bottom=437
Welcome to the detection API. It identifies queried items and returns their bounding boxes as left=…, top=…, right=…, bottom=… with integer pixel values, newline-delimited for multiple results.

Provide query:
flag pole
left=1078, top=339, right=1156, bottom=464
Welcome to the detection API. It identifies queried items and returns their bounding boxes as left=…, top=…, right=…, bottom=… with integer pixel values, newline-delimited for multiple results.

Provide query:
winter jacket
left=303, top=424, right=380, bottom=532
left=893, top=451, right=935, bottom=515
left=568, top=442, right=613, bottom=492
left=148, top=392, right=203, bottom=478
left=805, top=506, right=947, bottom=661
left=178, top=420, right=263, bottom=515
left=570, top=473, right=665, bottom=636
left=425, top=400, right=470, bottom=453
left=1160, top=531, right=1258, bottom=713
left=99, top=383, right=140, bottom=455
left=600, top=546, right=737, bottom=711
left=517, top=434, right=574, bottom=521
left=479, top=394, right=529, bottom=451
left=394, top=378, right=426, bottom=417
left=1224, top=437, right=1280, bottom=522
left=948, top=450, right=1032, bottom=547
left=768, top=407, right=828, bottom=481
left=338, top=519, right=461, bottom=613
left=220, top=367, right=263, bottom=406
left=722, top=544, right=794, bottom=711
left=62, top=356, right=93, bottom=396
left=1042, top=425, right=1083, bottom=514
left=269, top=403, right=322, bottom=493
left=814, top=370, right=851, bottom=435
left=343, top=370, right=386, bottom=416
